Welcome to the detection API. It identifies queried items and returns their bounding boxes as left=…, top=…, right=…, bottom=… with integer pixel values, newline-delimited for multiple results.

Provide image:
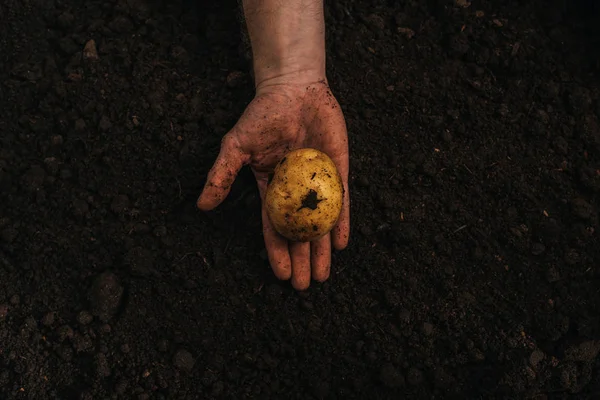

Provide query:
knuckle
left=221, top=133, right=239, bottom=150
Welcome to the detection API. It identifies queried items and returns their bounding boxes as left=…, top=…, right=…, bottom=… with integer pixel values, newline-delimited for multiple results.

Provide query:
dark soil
left=1, top=0, right=600, bottom=398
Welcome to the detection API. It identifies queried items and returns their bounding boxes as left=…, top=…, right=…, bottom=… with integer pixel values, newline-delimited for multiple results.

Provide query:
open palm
left=197, top=80, right=350, bottom=290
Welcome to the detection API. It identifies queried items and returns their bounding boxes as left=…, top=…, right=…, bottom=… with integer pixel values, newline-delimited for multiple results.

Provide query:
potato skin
left=265, top=148, right=343, bottom=242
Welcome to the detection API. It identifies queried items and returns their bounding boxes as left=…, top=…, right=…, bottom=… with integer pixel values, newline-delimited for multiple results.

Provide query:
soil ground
left=1, top=0, right=600, bottom=398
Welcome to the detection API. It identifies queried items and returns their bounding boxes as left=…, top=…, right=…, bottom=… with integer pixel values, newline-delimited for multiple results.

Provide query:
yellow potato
left=265, top=148, right=343, bottom=242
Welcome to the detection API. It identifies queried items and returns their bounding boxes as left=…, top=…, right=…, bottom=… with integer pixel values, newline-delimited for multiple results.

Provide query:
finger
left=197, top=134, right=248, bottom=211
left=311, top=233, right=331, bottom=282
left=256, top=177, right=291, bottom=281
left=322, top=107, right=351, bottom=251
left=261, top=202, right=292, bottom=280
left=332, top=176, right=350, bottom=250
left=289, top=241, right=311, bottom=291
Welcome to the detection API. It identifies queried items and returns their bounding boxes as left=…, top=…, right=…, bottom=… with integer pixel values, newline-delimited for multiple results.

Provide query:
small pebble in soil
left=89, top=271, right=124, bottom=322
left=0, top=304, right=8, bottom=319
left=115, top=379, right=127, bottom=394
left=171, top=45, right=189, bottom=64
left=51, top=135, right=63, bottom=146
left=398, top=27, right=415, bottom=39
left=564, top=248, right=579, bottom=265
left=470, top=348, right=485, bottom=362
left=72, top=333, right=94, bottom=352
left=226, top=71, right=246, bottom=88
left=398, top=309, right=411, bottom=324
left=153, top=226, right=167, bottom=237
left=173, top=348, right=195, bottom=372
left=10, top=294, right=20, bottom=305
left=83, top=39, right=99, bottom=61
left=564, top=340, right=600, bottom=362
left=41, top=311, right=55, bottom=326
left=529, top=350, right=545, bottom=368
left=384, top=289, right=400, bottom=307
left=531, top=243, right=546, bottom=256
left=360, top=226, right=373, bottom=237
left=21, top=166, right=46, bottom=191
left=109, top=15, right=133, bottom=34
left=99, top=115, right=112, bottom=131
left=546, top=267, right=560, bottom=282
left=95, top=353, right=111, bottom=377
left=57, top=325, right=74, bottom=341
left=423, top=322, right=434, bottom=336
left=22, top=315, right=37, bottom=331
left=560, top=362, right=577, bottom=390
left=535, top=109, right=550, bottom=124
left=567, top=87, right=592, bottom=115
left=570, top=198, right=594, bottom=220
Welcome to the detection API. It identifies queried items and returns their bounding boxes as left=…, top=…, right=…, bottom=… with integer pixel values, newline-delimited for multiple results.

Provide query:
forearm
left=241, top=0, right=326, bottom=89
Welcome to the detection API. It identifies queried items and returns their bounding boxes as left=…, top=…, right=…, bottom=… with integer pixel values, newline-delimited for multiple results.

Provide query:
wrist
left=254, top=61, right=326, bottom=93
left=242, top=0, right=326, bottom=91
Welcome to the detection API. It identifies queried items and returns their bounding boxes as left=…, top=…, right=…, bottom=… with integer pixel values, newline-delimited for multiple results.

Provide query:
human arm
left=197, top=0, right=350, bottom=290
left=241, top=0, right=326, bottom=89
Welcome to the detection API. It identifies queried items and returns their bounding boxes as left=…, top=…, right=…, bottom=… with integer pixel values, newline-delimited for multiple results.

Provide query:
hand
left=196, top=80, right=350, bottom=290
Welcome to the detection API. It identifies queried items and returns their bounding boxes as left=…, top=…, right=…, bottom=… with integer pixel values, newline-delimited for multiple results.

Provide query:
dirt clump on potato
left=265, top=148, right=343, bottom=242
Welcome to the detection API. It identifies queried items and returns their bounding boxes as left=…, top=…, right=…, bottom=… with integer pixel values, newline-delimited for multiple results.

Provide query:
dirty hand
left=197, top=80, right=349, bottom=290
left=196, top=0, right=349, bottom=290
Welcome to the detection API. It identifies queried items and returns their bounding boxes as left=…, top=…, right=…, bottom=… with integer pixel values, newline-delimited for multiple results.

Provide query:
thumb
left=197, top=134, right=247, bottom=211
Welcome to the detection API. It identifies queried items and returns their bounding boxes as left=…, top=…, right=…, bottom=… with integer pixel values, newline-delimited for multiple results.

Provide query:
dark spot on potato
left=311, top=172, right=316, bottom=180
left=313, top=225, right=318, bottom=231
left=280, top=156, right=287, bottom=165
left=297, top=189, right=323, bottom=211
